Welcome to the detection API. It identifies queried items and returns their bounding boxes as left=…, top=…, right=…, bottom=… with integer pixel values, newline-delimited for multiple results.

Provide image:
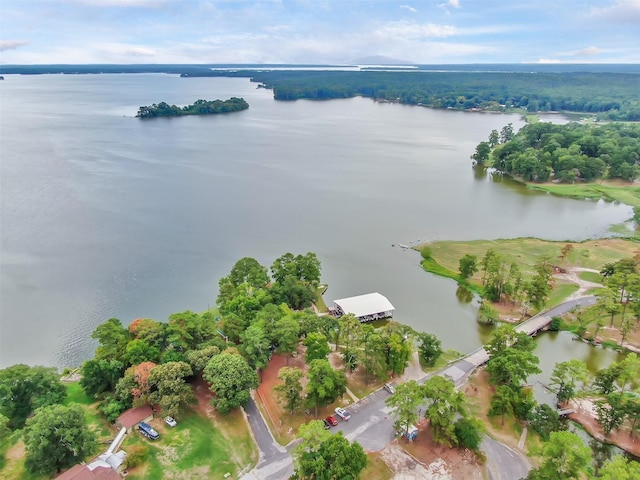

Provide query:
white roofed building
left=332, top=293, right=394, bottom=322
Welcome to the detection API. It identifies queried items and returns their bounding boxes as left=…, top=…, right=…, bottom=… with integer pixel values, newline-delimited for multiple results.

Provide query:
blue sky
left=1, top=0, right=639, bottom=64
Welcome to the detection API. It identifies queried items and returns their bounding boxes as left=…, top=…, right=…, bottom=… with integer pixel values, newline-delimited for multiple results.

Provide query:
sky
left=1, top=0, right=639, bottom=65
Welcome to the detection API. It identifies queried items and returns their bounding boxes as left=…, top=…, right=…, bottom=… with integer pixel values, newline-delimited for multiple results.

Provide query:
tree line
left=472, top=121, right=640, bottom=183
left=136, top=97, right=249, bottom=118
left=179, top=70, right=640, bottom=120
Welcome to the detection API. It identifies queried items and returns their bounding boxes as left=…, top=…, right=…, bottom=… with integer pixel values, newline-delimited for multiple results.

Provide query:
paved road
left=482, top=435, right=530, bottom=480
left=241, top=297, right=596, bottom=480
left=242, top=397, right=292, bottom=480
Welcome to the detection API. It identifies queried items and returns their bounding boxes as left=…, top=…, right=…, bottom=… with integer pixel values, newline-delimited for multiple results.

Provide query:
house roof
left=333, top=292, right=394, bottom=318
left=56, top=464, right=120, bottom=480
left=116, top=404, right=153, bottom=429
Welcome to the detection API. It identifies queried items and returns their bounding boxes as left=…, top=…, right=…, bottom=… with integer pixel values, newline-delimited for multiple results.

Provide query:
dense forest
left=2, top=64, right=638, bottom=120
left=471, top=122, right=640, bottom=183
left=180, top=70, right=640, bottom=121
left=136, top=97, right=248, bottom=118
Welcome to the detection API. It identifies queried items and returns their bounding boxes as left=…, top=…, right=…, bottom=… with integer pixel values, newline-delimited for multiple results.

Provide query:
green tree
left=305, top=359, right=347, bottom=416
left=422, top=376, right=467, bottom=447
left=292, top=431, right=367, bottom=480
left=489, top=385, right=514, bottom=425
left=125, top=339, right=161, bottom=365
left=489, top=129, right=500, bottom=147
left=92, top=317, right=132, bottom=362
left=0, top=412, right=9, bottom=434
left=550, top=359, right=589, bottom=404
left=293, top=419, right=331, bottom=459
left=0, top=364, right=66, bottom=430
left=129, top=318, right=166, bottom=350
left=459, top=254, right=478, bottom=280
left=500, top=123, right=514, bottom=143
left=271, top=252, right=321, bottom=285
left=598, top=454, right=640, bottom=480
left=273, top=315, right=301, bottom=364
left=148, top=361, right=194, bottom=419
left=222, top=256, right=270, bottom=289
left=593, top=363, right=623, bottom=394
left=454, top=417, right=484, bottom=450
left=23, top=404, right=97, bottom=475
left=616, top=352, right=639, bottom=393
left=525, top=258, right=553, bottom=310
left=184, top=345, right=220, bottom=373
left=526, top=431, right=591, bottom=480
left=477, top=300, right=499, bottom=325
left=220, top=313, right=248, bottom=344
left=471, top=142, right=491, bottom=166
left=530, top=403, right=565, bottom=441
left=385, top=380, right=423, bottom=439
left=595, top=393, right=626, bottom=436
left=358, top=324, right=387, bottom=382
left=270, top=275, right=316, bottom=310
left=486, top=347, right=541, bottom=388
left=80, top=358, right=125, bottom=398
left=303, top=332, right=331, bottom=363
left=203, top=352, right=259, bottom=414
left=239, top=321, right=272, bottom=377
left=274, top=367, right=304, bottom=415
left=417, top=332, right=442, bottom=367
left=166, top=310, right=217, bottom=352
left=385, top=330, right=413, bottom=376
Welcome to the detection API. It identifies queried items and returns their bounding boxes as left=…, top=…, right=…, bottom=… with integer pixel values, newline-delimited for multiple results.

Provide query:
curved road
left=241, top=296, right=596, bottom=480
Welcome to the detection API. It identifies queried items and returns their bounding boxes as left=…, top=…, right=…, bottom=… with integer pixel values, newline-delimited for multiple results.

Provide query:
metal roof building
left=333, top=292, right=394, bottom=322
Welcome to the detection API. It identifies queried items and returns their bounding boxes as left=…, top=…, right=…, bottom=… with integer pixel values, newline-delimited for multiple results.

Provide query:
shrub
left=125, top=444, right=149, bottom=468
left=549, top=317, right=561, bottom=331
left=420, top=246, right=432, bottom=260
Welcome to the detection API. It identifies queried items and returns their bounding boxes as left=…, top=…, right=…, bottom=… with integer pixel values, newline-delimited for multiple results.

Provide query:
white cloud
left=374, top=21, right=458, bottom=40
left=448, top=0, right=461, bottom=8
left=400, top=5, right=418, bottom=13
left=536, top=58, right=563, bottom=64
left=590, top=0, right=640, bottom=24
left=570, top=46, right=602, bottom=56
left=64, top=0, right=168, bottom=7
left=0, top=40, right=28, bottom=51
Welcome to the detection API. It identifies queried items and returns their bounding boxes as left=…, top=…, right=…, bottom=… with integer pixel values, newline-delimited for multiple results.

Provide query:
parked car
left=383, top=383, right=395, bottom=394
left=325, top=415, right=338, bottom=427
left=334, top=407, right=351, bottom=421
left=322, top=418, right=331, bottom=429
left=165, top=416, right=177, bottom=427
left=138, top=421, right=159, bottom=440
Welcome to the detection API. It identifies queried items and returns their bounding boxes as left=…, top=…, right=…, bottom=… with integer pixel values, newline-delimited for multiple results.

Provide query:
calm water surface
left=0, top=74, right=632, bottom=369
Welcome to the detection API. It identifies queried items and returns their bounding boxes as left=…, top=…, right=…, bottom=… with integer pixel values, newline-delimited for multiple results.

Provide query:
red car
left=325, top=415, right=338, bottom=427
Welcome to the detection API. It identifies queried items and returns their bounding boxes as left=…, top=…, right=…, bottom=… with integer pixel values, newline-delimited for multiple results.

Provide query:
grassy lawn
left=1, top=382, right=257, bottom=480
left=315, top=284, right=329, bottom=312
left=63, top=381, right=95, bottom=406
left=578, top=271, right=603, bottom=283
left=545, top=282, right=579, bottom=308
left=125, top=408, right=255, bottom=479
left=421, top=349, right=464, bottom=372
left=418, top=238, right=638, bottom=300
left=526, top=182, right=640, bottom=211
left=362, top=452, right=393, bottom=480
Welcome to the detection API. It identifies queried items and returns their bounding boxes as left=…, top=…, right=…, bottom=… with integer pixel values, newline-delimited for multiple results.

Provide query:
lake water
left=0, top=74, right=633, bottom=369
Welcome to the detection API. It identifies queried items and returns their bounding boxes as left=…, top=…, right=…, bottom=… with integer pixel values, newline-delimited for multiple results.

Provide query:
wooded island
left=136, top=97, right=248, bottom=118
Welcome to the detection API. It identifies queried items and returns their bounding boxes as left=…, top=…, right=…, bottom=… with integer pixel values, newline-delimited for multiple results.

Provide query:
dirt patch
left=5, top=441, right=25, bottom=461
left=399, top=425, right=483, bottom=480
left=566, top=398, right=640, bottom=458
left=465, top=370, right=528, bottom=453
left=254, top=346, right=310, bottom=443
